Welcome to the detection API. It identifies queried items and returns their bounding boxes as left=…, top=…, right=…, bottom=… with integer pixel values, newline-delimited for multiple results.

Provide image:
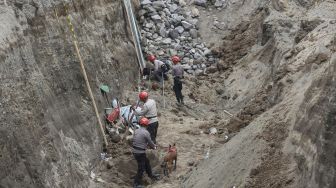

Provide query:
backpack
left=161, top=61, right=171, bottom=73
left=143, top=67, right=151, bottom=76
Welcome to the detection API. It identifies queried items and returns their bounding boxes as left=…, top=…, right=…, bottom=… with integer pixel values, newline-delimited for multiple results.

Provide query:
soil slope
left=0, top=0, right=139, bottom=187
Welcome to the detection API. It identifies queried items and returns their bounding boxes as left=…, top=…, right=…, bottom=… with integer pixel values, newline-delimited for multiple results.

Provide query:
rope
left=63, top=6, right=108, bottom=146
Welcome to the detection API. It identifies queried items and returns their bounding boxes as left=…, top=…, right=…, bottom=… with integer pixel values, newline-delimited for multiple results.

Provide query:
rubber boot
left=150, top=174, right=161, bottom=181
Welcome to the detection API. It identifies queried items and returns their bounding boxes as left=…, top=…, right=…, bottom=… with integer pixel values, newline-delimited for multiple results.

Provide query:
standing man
left=171, top=55, right=184, bottom=105
left=132, top=117, right=159, bottom=188
left=133, top=91, right=159, bottom=144
left=147, top=55, right=168, bottom=84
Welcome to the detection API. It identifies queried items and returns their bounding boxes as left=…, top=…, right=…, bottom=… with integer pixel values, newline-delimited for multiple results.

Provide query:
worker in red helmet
left=147, top=55, right=156, bottom=63
left=133, top=91, right=159, bottom=144
left=132, top=117, right=159, bottom=188
left=171, top=55, right=184, bottom=105
left=147, top=54, right=169, bottom=85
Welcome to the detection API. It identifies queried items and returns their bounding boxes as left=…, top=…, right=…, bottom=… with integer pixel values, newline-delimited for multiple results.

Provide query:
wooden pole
left=73, top=40, right=109, bottom=146
left=65, top=13, right=108, bottom=146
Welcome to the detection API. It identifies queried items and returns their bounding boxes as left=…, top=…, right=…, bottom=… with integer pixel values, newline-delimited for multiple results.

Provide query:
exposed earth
left=1, top=0, right=336, bottom=188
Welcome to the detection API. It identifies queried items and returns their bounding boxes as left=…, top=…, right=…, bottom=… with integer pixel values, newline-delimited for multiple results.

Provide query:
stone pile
left=138, top=0, right=219, bottom=75
left=193, top=0, right=228, bottom=8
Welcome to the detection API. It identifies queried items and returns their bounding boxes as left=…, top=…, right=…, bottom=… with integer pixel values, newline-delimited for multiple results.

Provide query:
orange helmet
left=148, top=55, right=156, bottom=62
left=139, top=117, right=150, bottom=126
left=139, top=91, right=149, bottom=101
left=171, top=55, right=180, bottom=64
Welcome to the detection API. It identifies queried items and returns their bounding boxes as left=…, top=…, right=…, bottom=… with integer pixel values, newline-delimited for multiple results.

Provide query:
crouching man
left=132, top=117, right=160, bottom=188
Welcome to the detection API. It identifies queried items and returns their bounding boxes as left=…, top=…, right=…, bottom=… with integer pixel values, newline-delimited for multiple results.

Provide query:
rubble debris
left=139, top=0, right=218, bottom=74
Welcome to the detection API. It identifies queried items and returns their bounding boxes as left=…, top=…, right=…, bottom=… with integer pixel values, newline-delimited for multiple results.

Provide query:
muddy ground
left=1, top=0, right=336, bottom=188
left=90, top=0, right=336, bottom=188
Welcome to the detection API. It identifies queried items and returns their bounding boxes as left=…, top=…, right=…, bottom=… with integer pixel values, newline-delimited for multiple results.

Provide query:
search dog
left=161, top=144, right=177, bottom=177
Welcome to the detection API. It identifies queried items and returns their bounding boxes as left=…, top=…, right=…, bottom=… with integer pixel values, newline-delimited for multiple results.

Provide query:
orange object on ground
left=107, top=108, right=120, bottom=123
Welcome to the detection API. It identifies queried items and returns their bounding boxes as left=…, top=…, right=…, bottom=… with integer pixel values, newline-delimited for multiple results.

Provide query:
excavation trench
left=1, top=0, right=336, bottom=188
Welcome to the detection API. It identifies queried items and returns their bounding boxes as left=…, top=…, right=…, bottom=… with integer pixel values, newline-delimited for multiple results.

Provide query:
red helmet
left=139, top=117, right=150, bottom=126
left=171, top=55, right=180, bottom=64
left=148, top=55, right=156, bottom=62
left=138, top=91, right=148, bottom=101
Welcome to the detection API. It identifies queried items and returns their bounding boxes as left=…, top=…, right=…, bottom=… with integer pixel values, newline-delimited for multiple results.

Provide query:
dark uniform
left=132, top=127, right=157, bottom=187
left=172, top=64, right=184, bottom=104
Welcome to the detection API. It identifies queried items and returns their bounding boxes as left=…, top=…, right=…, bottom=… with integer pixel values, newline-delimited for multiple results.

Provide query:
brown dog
left=161, top=144, right=177, bottom=177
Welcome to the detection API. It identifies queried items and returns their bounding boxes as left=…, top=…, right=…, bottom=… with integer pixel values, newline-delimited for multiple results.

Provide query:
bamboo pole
left=73, top=40, right=108, bottom=146
left=66, top=14, right=108, bottom=146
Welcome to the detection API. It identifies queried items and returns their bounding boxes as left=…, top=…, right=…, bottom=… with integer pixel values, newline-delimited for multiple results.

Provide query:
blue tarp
left=120, top=105, right=140, bottom=129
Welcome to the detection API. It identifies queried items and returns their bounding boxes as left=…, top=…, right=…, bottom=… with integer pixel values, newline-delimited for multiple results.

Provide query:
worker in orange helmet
left=132, top=91, right=159, bottom=144
left=147, top=55, right=169, bottom=85
left=132, top=117, right=159, bottom=188
left=171, top=55, right=184, bottom=105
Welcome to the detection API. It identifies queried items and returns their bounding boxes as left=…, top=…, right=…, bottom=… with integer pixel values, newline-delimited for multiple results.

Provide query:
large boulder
left=152, top=1, right=166, bottom=10
left=159, top=26, right=168, bottom=37
left=214, top=0, right=224, bottom=7
left=169, top=3, right=179, bottom=13
left=170, top=14, right=185, bottom=26
left=179, top=0, right=187, bottom=6
left=176, top=26, right=185, bottom=34
left=151, top=14, right=162, bottom=22
left=182, top=21, right=193, bottom=30
left=169, top=29, right=180, bottom=39
left=162, top=38, right=172, bottom=44
left=191, top=7, right=200, bottom=18
left=194, top=0, right=207, bottom=7
left=141, top=0, right=152, bottom=5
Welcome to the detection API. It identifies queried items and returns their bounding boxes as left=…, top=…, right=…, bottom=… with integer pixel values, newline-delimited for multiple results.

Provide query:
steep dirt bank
left=183, top=0, right=336, bottom=187
left=0, top=0, right=139, bottom=187
left=1, top=0, right=336, bottom=187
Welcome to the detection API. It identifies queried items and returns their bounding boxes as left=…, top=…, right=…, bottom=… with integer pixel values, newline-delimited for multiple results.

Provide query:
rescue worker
left=132, top=117, right=159, bottom=188
left=171, top=55, right=184, bottom=104
left=133, top=91, right=159, bottom=144
left=148, top=55, right=168, bottom=84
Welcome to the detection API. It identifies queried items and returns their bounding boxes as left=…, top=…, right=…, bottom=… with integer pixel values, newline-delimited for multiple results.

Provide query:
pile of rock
left=194, top=0, right=227, bottom=8
left=138, top=0, right=218, bottom=75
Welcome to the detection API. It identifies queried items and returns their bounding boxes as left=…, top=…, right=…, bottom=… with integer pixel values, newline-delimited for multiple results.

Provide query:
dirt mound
left=183, top=0, right=336, bottom=188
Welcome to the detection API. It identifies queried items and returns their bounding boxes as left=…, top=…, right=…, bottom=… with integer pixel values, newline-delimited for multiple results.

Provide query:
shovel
left=100, top=85, right=110, bottom=106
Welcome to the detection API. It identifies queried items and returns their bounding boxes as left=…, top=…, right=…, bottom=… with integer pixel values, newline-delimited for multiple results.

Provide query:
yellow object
left=62, top=6, right=108, bottom=146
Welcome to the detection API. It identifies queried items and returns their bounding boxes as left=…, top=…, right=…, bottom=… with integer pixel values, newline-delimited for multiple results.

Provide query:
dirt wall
left=0, top=0, right=138, bottom=187
left=183, top=0, right=336, bottom=187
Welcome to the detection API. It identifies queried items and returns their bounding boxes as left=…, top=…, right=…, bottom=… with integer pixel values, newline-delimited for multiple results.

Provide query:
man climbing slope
left=148, top=55, right=168, bottom=84
left=171, top=55, right=184, bottom=105
left=132, top=117, right=159, bottom=188
left=133, top=91, right=159, bottom=144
